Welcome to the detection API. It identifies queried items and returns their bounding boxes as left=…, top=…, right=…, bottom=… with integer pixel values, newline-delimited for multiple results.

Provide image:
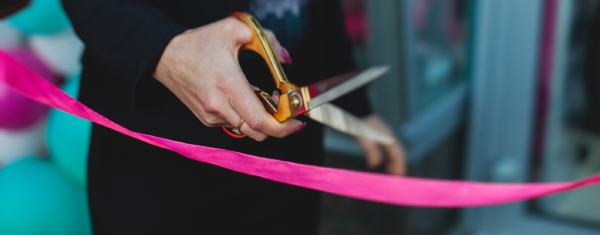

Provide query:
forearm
left=61, top=0, right=188, bottom=94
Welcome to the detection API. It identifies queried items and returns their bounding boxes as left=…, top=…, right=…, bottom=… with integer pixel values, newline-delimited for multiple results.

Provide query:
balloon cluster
left=0, top=0, right=91, bottom=234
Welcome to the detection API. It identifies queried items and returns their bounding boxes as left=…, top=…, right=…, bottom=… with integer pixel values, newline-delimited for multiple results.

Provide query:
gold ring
left=231, top=119, right=244, bottom=135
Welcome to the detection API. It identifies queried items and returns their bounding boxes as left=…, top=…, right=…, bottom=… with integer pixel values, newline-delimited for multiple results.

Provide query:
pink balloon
left=0, top=48, right=57, bottom=130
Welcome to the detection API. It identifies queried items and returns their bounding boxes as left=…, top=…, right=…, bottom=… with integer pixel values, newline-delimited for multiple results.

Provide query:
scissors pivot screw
left=289, top=92, right=302, bottom=112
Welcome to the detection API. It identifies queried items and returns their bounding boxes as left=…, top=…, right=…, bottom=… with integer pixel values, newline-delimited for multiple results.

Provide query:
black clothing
left=62, top=0, right=371, bottom=234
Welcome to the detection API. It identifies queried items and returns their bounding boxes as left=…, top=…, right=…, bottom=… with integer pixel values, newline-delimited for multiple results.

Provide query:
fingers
left=271, top=90, right=280, bottom=104
left=176, top=85, right=232, bottom=127
left=216, top=84, right=268, bottom=141
left=358, top=138, right=407, bottom=176
left=263, top=29, right=292, bottom=64
left=156, top=17, right=300, bottom=142
left=358, top=138, right=384, bottom=170
left=239, top=122, right=269, bottom=141
left=227, top=17, right=292, bottom=65
left=384, top=141, right=407, bottom=176
left=220, top=106, right=269, bottom=142
left=225, top=17, right=253, bottom=46
left=229, top=83, right=303, bottom=139
left=358, top=115, right=407, bottom=176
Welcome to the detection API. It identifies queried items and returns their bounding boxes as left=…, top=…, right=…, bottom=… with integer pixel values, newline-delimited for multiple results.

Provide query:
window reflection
left=411, top=0, right=468, bottom=110
left=534, top=0, right=600, bottom=226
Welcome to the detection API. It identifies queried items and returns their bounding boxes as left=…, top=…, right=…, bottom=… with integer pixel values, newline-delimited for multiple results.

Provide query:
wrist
left=153, top=30, right=187, bottom=83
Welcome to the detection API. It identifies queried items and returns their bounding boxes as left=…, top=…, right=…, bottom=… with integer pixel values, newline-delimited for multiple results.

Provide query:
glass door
left=325, top=0, right=471, bottom=162
left=463, top=0, right=600, bottom=234
left=322, top=1, right=472, bottom=234
left=533, top=0, right=600, bottom=228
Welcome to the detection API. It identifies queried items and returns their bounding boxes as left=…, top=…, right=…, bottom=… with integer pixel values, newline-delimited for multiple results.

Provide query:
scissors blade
left=305, top=66, right=389, bottom=110
left=308, top=103, right=394, bottom=145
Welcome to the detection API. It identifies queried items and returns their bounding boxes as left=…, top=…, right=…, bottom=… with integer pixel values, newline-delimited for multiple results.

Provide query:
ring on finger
left=223, top=118, right=246, bottom=138
left=231, top=118, right=244, bottom=135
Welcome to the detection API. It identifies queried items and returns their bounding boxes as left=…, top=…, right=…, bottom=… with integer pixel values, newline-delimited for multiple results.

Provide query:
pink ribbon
left=2, top=51, right=599, bottom=208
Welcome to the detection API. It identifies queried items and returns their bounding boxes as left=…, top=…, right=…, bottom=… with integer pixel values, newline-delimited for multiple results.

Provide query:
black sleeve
left=61, top=0, right=189, bottom=108
left=320, top=0, right=373, bottom=118
left=0, top=0, right=29, bottom=19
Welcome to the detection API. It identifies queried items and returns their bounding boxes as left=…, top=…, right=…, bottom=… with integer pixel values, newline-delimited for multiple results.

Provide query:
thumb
left=226, top=17, right=254, bottom=49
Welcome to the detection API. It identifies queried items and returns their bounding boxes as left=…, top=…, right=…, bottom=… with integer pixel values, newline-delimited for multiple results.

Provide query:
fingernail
left=272, top=90, right=280, bottom=104
left=294, top=122, right=307, bottom=134
left=281, top=47, right=292, bottom=64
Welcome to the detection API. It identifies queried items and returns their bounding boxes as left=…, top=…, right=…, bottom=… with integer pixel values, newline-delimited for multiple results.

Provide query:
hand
left=153, top=17, right=301, bottom=141
left=356, top=115, right=407, bottom=176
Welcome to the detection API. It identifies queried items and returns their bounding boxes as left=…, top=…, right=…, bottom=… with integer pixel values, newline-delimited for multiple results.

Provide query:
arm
left=63, top=0, right=303, bottom=141
left=0, top=0, right=29, bottom=18
left=61, top=0, right=188, bottom=106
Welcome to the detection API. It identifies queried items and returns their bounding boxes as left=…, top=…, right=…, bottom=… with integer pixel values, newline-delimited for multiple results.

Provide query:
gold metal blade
left=308, top=103, right=394, bottom=145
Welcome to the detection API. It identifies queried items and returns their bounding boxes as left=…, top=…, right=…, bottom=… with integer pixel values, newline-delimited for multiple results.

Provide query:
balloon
left=47, top=74, right=91, bottom=188
left=0, top=120, right=45, bottom=167
left=29, top=28, right=84, bottom=78
left=5, top=0, right=69, bottom=35
left=0, top=157, right=91, bottom=235
left=0, top=48, right=57, bottom=129
left=0, top=21, right=23, bottom=49
left=3, top=48, right=55, bottom=79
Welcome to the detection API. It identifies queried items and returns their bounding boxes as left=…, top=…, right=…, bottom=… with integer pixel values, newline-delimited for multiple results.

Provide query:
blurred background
left=1, top=0, right=600, bottom=234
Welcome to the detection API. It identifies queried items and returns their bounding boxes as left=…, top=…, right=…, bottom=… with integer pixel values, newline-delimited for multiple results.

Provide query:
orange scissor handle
left=231, top=12, right=301, bottom=122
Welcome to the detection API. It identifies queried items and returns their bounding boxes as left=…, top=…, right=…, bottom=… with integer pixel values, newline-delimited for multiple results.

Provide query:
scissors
left=224, top=12, right=394, bottom=145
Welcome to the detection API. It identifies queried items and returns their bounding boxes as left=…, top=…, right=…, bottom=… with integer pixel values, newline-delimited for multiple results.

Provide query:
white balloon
left=0, top=120, right=46, bottom=168
left=0, top=21, right=23, bottom=49
left=28, top=27, right=84, bottom=78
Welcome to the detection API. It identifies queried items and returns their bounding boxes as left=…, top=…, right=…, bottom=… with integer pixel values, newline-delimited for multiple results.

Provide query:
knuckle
left=222, top=18, right=237, bottom=30
left=192, top=112, right=212, bottom=127
left=198, top=118, right=215, bottom=127
left=201, top=98, right=220, bottom=113
left=245, top=114, right=264, bottom=131
left=203, top=115, right=221, bottom=126
left=215, top=79, right=234, bottom=93
left=226, top=18, right=252, bottom=41
left=197, top=109, right=221, bottom=127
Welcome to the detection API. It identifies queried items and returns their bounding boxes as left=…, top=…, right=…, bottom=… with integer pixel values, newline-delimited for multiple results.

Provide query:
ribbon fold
left=1, top=51, right=599, bottom=208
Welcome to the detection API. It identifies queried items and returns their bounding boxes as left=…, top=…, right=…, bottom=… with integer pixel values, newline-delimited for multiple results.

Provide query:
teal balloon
left=47, top=74, right=91, bottom=188
left=0, top=157, right=91, bottom=235
left=6, top=0, right=70, bottom=35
